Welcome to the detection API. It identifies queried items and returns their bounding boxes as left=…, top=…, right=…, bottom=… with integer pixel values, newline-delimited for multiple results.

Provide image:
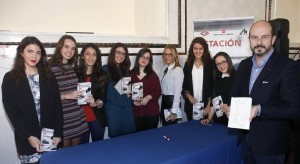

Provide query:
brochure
left=132, top=82, right=143, bottom=100
left=164, top=108, right=182, bottom=121
left=164, top=109, right=171, bottom=121
left=228, top=97, right=252, bottom=130
left=121, top=77, right=131, bottom=94
left=40, top=128, right=56, bottom=151
left=212, top=96, right=223, bottom=118
left=77, top=82, right=91, bottom=105
left=193, top=102, right=204, bottom=120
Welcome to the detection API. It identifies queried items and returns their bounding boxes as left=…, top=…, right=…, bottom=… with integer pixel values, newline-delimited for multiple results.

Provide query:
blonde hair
left=162, top=45, right=181, bottom=69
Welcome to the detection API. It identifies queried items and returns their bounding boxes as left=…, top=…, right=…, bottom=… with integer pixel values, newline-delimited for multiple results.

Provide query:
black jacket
left=2, top=72, right=63, bottom=155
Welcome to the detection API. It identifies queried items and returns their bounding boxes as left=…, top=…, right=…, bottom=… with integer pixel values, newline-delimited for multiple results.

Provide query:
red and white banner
left=194, top=17, right=254, bottom=58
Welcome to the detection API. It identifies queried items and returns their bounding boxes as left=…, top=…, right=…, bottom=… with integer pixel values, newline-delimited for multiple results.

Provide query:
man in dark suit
left=232, top=20, right=300, bottom=164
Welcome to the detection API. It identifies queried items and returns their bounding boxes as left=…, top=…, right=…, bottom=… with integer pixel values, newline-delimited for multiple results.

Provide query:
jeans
left=81, top=120, right=105, bottom=144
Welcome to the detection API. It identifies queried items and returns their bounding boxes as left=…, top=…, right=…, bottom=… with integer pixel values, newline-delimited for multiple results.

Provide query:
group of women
left=2, top=35, right=237, bottom=163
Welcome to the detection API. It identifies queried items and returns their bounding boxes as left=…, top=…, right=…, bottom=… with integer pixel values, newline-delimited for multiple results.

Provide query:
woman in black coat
left=182, top=37, right=214, bottom=121
left=2, top=36, right=63, bottom=163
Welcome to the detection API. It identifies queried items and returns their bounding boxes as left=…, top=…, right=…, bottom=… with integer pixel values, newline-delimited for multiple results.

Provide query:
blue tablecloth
left=40, top=121, right=242, bottom=164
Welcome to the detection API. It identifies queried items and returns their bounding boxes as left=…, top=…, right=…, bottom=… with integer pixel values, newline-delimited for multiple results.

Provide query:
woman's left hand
left=52, top=137, right=62, bottom=146
left=203, top=106, right=210, bottom=117
left=140, top=95, right=152, bottom=106
left=169, top=113, right=177, bottom=121
left=86, top=95, right=96, bottom=107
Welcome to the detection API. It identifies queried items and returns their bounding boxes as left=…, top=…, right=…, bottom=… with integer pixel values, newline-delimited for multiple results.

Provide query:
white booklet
left=77, top=82, right=91, bottom=105
left=40, top=128, right=57, bottom=151
left=121, top=77, right=131, bottom=94
left=115, top=77, right=132, bottom=95
left=228, top=97, right=252, bottom=130
left=164, top=108, right=182, bottom=121
left=193, top=102, right=204, bottom=120
left=212, top=96, right=223, bottom=118
left=164, top=109, right=172, bottom=121
left=176, top=108, right=182, bottom=119
left=132, top=82, right=143, bottom=100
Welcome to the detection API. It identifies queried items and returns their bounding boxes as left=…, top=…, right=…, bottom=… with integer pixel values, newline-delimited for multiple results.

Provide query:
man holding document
left=231, top=20, right=300, bottom=164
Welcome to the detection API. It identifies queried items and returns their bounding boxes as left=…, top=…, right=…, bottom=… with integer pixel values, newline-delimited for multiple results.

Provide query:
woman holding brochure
left=103, top=42, right=135, bottom=137
left=48, top=35, right=88, bottom=147
left=160, top=45, right=184, bottom=126
left=2, top=36, right=63, bottom=163
left=182, top=37, right=214, bottom=121
left=77, top=43, right=108, bottom=143
left=201, top=51, right=236, bottom=125
left=131, top=48, right=161, bottom=131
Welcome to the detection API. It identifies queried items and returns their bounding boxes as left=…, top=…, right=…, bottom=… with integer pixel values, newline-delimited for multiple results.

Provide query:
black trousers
left=135, top=116, right=159, bottom=132
left=160, top=95, right=178, bottom=126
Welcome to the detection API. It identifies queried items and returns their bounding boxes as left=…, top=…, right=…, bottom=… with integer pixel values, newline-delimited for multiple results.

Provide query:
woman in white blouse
left=160, top=45, right=184, bottom=126
left=182, top=37, right=214, bottom=121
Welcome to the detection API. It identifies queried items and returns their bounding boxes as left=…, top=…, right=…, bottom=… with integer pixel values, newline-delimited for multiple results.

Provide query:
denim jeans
left=81, top=120, right=105, bottom=144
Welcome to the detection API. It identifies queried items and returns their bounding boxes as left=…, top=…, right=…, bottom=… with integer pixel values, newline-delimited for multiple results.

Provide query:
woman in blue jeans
left=77, top=43, right=108, bottom=143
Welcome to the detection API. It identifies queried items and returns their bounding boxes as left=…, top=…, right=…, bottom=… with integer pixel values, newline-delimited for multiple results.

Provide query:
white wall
left=0, top=0, right=167, bottom=37
left=274, top=0, right=300, bottom=44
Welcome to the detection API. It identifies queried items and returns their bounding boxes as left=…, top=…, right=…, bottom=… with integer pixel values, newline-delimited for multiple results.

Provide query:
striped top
left=50, top=63, right=88, bottom=139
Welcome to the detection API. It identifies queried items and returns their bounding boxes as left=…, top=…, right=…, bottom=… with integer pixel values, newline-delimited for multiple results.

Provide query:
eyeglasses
left=250, top=35, right=271, bottom=42
left=140, top=55, right=150, bottom=61
left=163, top=53, right=172, bottom=57
left=115, top=50, right=126, bottom=57
left=216, top=60, right=227, bottom=67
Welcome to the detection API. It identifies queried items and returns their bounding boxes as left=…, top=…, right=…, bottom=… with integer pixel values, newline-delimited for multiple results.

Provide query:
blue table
left=40, top=121, right=242, bottom=164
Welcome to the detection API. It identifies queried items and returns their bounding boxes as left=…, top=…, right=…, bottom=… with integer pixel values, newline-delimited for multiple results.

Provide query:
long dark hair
left=212, top=51, right=236, bottom=80
left=77, top=43, right=108, bottom=88
left=11, top=36, right=50, bottom=86
left=132, top=48, right=154, bottom=76
left=48, top=35, right=78, bottom=70
left=107, top=42, right=131, bottom=83
left=187, top=37, right=212, bottom=68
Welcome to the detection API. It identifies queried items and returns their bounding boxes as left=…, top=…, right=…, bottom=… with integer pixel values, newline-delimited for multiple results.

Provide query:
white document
left=77, top=82, right=91, bottom=105
left=114, top=79, right=122, bottom=95
left=228, top=97, right=252, bottom=130
left=121, top=77, right=131, bottom=94
left=212, top=96, right=223, bottom=118
left=193, top=102, right=204, bottom=120
left=176, top=108, right=182, bottom=119
left=164, top=109, right=171, bottom=121
left=132, top=82, right=143, bottom=100
left=40, top=128, right=57, bottom=151
left=164, top=108, right=182, bottom=121
left=115, top=77, right=132, bottom=95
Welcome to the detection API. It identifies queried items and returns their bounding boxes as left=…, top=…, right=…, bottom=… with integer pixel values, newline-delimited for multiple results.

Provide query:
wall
left=0, top=0, right=281, bottom=163
left=274, top=0, right=300, bottom=44
left=0, top=0, right=166, bottom=37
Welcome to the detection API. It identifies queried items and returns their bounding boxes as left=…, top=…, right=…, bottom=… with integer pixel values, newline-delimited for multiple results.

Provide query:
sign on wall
left=194, top=17, right=254, bottom=58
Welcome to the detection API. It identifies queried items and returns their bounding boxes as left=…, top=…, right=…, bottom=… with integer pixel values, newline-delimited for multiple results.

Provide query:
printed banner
left=194, top=17, right=254, bottom=58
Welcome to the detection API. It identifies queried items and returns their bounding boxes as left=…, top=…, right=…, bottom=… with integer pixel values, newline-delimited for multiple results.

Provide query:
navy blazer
left=2, top=72, right=63, bottom=155
left=182, top=61, right=214, bottom=120
left=232, top=52, right=300, bottom=155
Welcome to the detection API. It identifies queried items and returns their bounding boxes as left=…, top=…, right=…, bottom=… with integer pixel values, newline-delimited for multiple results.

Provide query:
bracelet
left=184, top=90, right=190, bottom=98
left=96, top=99, right=103, bottom=108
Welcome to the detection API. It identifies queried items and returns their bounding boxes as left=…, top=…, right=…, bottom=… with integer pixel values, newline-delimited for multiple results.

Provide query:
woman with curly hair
left=182, top=37, right=214, bottom=121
